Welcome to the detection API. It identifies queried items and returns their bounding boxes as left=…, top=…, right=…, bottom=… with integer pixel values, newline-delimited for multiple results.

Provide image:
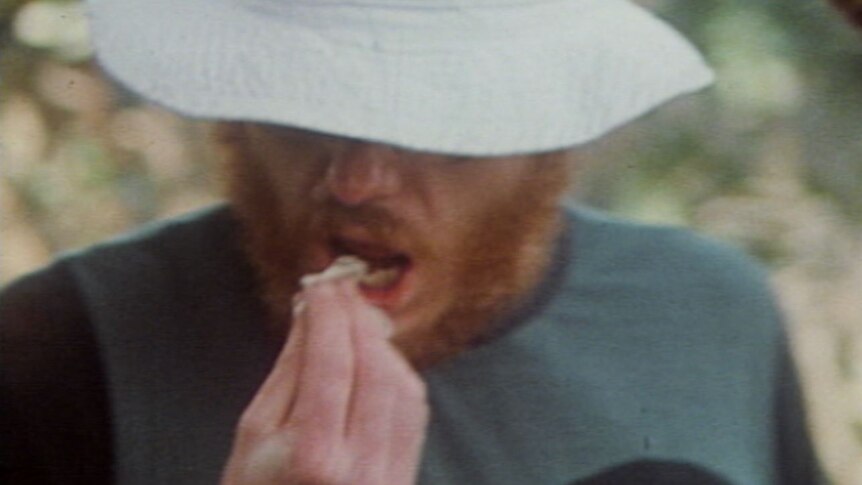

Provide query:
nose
left=323, top=142, right=403, bottom=206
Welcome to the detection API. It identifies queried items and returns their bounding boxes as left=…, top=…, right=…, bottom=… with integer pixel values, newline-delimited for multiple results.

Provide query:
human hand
left=221, top=278, right=429, bottom=485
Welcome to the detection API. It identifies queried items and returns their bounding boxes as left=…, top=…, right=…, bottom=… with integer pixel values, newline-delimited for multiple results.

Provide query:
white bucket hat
left=87, top=0, right=713, bottom=156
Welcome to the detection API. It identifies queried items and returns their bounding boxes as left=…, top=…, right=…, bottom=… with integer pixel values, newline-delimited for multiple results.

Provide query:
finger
left=339, top=281, right=428, bottom=482
left=343, top=297, right=398, bottom=482
left=339, top=279, right=394, bottom=340
left=239, top=299, right=307, bottom=434
left=385, top=376, right=430, bottom=485
left=340, top=280, right=429, bottom=483
left=236, top=433, right=294, bottom=484
left=288, top=280, right=356, bottom=445
left=341, top=282, right=413, bottom=386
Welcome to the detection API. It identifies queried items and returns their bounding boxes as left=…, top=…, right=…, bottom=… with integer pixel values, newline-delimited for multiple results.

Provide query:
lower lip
left=359, top=263, right=414, bottom=310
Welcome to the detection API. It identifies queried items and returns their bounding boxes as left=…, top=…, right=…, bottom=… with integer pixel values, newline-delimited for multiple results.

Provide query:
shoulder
left=1, top=203, right=254, bottom=349
left=0, top=259, right=88, bottom=348
left=68, top=203, right=237, bottom=261
left=0, top=257, right=114, bottom=483
left=0, top=206, right=235, bottom=485
left=566, top=205, right=772, bottom=295
left=561, top=205, right=781, bottom=338
left=0, top=204, right=239, bottom=367
left=57, top=204, right=254, bottom=300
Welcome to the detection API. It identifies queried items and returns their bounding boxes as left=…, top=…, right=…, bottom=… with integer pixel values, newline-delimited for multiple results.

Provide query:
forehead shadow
left=249, top=122, right=526, bottom=164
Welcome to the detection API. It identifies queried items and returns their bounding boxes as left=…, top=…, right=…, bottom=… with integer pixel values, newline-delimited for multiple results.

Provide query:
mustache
left=309, top=199, right=408, bottom=243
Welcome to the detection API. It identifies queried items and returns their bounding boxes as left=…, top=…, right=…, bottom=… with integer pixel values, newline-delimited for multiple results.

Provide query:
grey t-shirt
left=1, top=204, right=822, bottom=484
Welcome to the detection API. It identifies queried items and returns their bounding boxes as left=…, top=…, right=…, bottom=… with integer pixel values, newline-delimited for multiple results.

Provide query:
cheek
left=422, top=177, right=514, bottom=242
left=256, top=151, right=327, bottom=210
left=426, top=160, right=532, bottom=214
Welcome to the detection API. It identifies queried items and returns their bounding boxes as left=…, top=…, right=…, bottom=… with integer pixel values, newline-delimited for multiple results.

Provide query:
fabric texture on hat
left=87, top=0, right=714, bottom=156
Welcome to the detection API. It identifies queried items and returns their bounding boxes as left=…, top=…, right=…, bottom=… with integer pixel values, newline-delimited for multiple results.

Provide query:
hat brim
left=88, top=0, right=713, bottom=156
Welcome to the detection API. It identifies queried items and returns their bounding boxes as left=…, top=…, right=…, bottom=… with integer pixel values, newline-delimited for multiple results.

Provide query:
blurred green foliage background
left=2, top=0, right=861, bottom=482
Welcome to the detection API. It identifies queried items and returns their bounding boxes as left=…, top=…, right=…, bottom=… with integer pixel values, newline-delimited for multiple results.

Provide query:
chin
left=390, top=298, right=447, bottom=336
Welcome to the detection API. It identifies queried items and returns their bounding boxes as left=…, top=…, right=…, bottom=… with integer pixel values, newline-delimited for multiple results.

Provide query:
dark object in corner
left=828, top=0, right=862, bottom=29
left=572, top=460, right=732, bottom=485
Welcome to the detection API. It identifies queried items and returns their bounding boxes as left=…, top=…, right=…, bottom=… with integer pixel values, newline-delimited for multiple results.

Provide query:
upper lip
left=329, top=232, right=410, bottom=268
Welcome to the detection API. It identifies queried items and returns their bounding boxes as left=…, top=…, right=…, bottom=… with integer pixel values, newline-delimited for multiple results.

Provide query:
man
left=1, top=1, right=822, bottom=484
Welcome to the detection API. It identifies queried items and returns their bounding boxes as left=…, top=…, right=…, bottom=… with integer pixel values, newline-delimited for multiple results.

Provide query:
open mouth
left=329, top=236, right=414, bottom=305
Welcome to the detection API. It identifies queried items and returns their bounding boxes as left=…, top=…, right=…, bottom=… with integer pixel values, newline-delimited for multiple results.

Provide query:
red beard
left=215, top=122, right=571, bottom=370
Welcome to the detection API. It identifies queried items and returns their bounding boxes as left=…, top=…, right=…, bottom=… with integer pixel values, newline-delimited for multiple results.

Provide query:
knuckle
left=237, top=411, right=269, bottom=439
left=286, top=445, right=348, bottom=485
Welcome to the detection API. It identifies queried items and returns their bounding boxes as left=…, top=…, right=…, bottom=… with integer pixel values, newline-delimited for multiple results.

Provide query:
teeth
left=360, top=267, right=401, bottom=289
